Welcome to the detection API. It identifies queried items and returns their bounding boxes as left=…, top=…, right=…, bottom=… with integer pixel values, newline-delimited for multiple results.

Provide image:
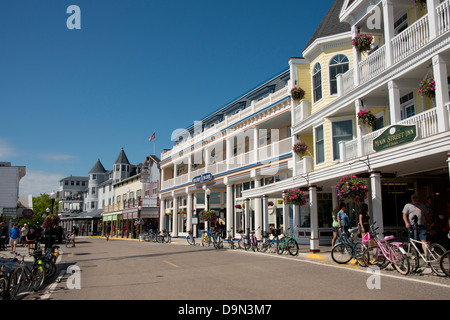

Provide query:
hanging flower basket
left=293, top=141, right=308, bottom=156
left=414, top=0, right=427, bottom=8
left=357, top=110, right=377, bottom=127
left=283, top=189, right=307, bottom=206
left=291, top=87, right=305, bottom=101
left=352, top=34, right=373, bottom=53
left=268, top=201, right=274, bottom=206
left=179, top=210, right=186, bottom=215
left=235, top=204, right=242, bottom=210
left=336, top=175, right=368, bottom=203
left=418, top=76, right=436, bottom=99
left=199, top=210, right=217, bottom=223
left=42, top=214, right=60, bottom=229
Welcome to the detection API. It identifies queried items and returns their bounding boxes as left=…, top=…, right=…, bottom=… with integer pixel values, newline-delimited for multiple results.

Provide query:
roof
left=303, top=0, right=350, bottom=52
left=88, top=159, right=107, bottom=174
left=114, top=148, right=130, bottom=165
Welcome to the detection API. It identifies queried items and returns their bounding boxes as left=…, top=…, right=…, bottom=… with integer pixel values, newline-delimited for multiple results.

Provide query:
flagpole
left=153, top=130, right=156, bottom=155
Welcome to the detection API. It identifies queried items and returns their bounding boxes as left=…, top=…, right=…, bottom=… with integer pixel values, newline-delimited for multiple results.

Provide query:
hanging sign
left=373, top=125, right=417, bottom=152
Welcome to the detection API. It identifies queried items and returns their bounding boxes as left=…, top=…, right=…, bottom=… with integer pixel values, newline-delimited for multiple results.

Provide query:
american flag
left=149, top=132, right=156, bottom=142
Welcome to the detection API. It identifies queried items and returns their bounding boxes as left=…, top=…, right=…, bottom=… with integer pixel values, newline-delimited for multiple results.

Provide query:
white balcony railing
left=437, top=0, right=450, bottom=35
left=359, top=45, right=386, bottom=83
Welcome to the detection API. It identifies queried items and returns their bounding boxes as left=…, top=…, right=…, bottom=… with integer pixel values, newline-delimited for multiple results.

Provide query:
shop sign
left=22, top=209, right=34, bottom=219
left=373, top=125, right=417, bottom=152
left=192, top=173, right=213, bottom=184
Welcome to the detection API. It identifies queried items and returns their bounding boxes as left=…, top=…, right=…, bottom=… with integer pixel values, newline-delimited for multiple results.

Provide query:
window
left=313, top=63, right=322, bottom=102
left=91, top=187, right=96, bottom=195
left=329, top=55, right=349, bottom=95
left=394, top=13, right=408, bottom=35
left=400, top=92, right=415, bottom=120
left=315, top=125, right=325, bottom=164
left=332, top=120, right=354, bottom=160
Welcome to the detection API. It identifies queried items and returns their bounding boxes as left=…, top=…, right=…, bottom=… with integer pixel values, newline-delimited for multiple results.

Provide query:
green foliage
left=17, top=193, right=59, bottom=226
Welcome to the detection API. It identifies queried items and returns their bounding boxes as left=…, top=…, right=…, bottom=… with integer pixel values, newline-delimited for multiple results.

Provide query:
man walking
left=9, top=224, right=21, bottom=253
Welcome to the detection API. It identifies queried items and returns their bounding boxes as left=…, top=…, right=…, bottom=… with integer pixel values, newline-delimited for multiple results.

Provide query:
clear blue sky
left=0, top=0, right=335, bottom=196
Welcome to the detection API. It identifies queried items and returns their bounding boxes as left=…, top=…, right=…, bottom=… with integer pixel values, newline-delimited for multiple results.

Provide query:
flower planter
left=336, top=175, right=368, bottom=203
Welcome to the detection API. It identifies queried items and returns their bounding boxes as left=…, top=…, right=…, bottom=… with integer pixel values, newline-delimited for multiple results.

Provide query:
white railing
left=398, top=107, right=438, bottom=139
left=392, top=14, right=429, bottom=64
left=359, top=45, right=386, bottom=84
left=341, top=68, right=354, bottom=95
left=437, top=0, right=450, bottom=35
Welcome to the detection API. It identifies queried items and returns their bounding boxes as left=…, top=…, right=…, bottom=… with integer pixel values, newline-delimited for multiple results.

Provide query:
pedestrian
left=26, top=226, right=37, bottom=255
left=358, top=203, right=370, bottom=239
left=331, top=205, right=340, bottom=246
left=20, top=224, right=29, bottom=246
left=337, top=203, right=350, bottom=236
left=9, top=224, right=21, bottom=253
left=402, top=194, right=427, bottom=252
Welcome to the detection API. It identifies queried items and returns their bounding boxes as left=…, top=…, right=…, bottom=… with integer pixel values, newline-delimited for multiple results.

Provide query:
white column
left=388, top=80, right=401, bottom=124
left=447, top=152, right=450, bottom=182
left=370, top=171, right=384, bottom=236
left=254, top=179, right=262, bottom=239
left=244, top=198, right=250, bottom=236
left=355, top=99, right=364, bottom=157
left=309, top=185, right=320, bottom=253
left=351, top=25, right=360, bottom=87
left=427, top=0, right=439, bottom=39
left=226, top=137, right=233, bottom=170
left=159, top=198, right=166, bottom=232
left=382, top=0, right=395, bottom=67
left=262, top=195, right=269, bottom=238
left=186, top=191, right=193, bottom=232
left=253, top=126, right=259, bottom=164
left=282, top=191, right=289, bottom=233
left=172, top=196, right=178, bottom=237
left=292, top=204, right=300, bottom=229
left=226, top=183, right=233, bottom=237
left=432, top=54, right=450, bottom=133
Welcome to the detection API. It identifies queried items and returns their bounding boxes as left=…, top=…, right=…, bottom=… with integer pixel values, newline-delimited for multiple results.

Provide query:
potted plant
left=268, top=201, right=274, bottom=206
left=283, top=189, right=307, bottom=206
left=291, top=87, right=305, bottom=101
left=293, top=141, right=308, bottom=156
left=357, top=110, right=377, bottom=127
left=352, top=34, right=373, bottom=53
left=199, top=210, right=217, bottom=223
left=336, top=175, right=368, bottom=203
left=418, top=76, right=436, bottom=99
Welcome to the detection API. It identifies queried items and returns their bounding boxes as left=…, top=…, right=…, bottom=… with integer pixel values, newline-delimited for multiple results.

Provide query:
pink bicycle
left=362, top=223, right=410, bottom=275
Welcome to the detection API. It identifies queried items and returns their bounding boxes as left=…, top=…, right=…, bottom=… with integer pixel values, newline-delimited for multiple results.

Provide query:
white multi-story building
left=0, top=162, right=26, bottom=225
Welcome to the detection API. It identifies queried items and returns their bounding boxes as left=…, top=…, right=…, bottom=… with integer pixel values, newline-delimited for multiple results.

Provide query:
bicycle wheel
left=31, top=264, right=46, bottom=291
left=439, top=250, right=450, bottom=277
left=44, top=258, right=57, bottom=279
left=404, top=243, right=421, bottom=273
left=363, top=246, right=388, bottom=269
left=0, top=277, right=8, bottom=300
left=390, top=245, right=410, bottom=275
left=7, top=270, right=17, bottom=300
left=276, top=238, right=285, bottom=255
left=216, top=235, right=223, bottom=249
left=259, top=239, right=270, bottom=253
left=331, top=243, right=352, bottom=264
left=352, top=241, right=367, bottom=267
left=66, top=240, right=74, bottom=248
left=286, top=238, right=299, bottom=256
left=429, top=243, right=447, bottom=277
left=186, top=235, right=194, bottom=245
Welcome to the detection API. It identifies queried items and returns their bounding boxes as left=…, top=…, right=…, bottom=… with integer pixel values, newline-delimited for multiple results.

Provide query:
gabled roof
left=88, top=159, right=106, bottom=174
left=303, top=0, right=350, bottom=52
left=114, top=148, right=130, bottom=165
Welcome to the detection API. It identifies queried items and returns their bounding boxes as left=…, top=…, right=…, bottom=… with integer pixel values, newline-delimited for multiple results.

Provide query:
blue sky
left=0, top=0, right=335, bottom=196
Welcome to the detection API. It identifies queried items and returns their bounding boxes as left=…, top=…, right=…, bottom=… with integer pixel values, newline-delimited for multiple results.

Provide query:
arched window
left=313, top=63, right=322, bottom=102
left=329, top=54, right=349, bottom=95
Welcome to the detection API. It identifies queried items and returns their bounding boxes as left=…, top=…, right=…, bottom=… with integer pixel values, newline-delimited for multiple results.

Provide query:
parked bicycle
left=211, top=230, right=224, bottom=249
left=362, top=223, right=410, bottom=275
left=0, top=258, right=17, bottom=300
left=403, top=224, right=447, bottom=276
left=331, top=227, right=366, bottom=266
left=237, top=230, right=251, bottom=251
left=277, top=228, right=299, bottom=256
left=201, top=230, right=212, bottom=247
left=186, top=230, right=196, bottom=246
left=439, top=250, right=450, bottom=277
left=226, top=228, right=236, bottom=249
left=142, top=230, right=156, bottom=242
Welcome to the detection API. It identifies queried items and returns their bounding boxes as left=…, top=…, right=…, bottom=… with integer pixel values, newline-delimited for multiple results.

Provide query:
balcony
left=341, top=105, right=449, bottom=162
left=340, top=0, right=450, bottom=95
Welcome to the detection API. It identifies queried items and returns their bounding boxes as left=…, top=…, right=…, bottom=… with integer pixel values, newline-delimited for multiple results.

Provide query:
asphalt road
left=22, top=237, right=449, bottom=302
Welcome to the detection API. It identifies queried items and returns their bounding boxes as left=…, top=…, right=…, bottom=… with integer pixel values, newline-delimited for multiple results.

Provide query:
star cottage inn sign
left=373, top=125, right=417, bottom=152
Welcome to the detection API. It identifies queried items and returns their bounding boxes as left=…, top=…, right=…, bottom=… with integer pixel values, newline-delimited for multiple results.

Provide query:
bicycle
left=201, top=230, right=212, bottom=247
left=186, top=230, right=196, bottom=246
left=9, top=251, right=46, bottom=295
left=439, top=250, right=450, bottom=277
left=66, top=234, right=76, bottom=248
left=226, top=228, right=236, bottom=249
left=158, top=230, right=171, bottom=243
left=0, top=259, right=17, bottom=300
left=362, top=223, right=410, bottom=275
left=331, top=227, right=366, bottom=267
left=403, top=224, right=447, bottom=276
left=237, top=230, right=251, bottom=251
left=211, top=230, right=224, bottom=249
left=277, top=228, right=299, bottom=256
left=143, top=230, right=156, bottom=242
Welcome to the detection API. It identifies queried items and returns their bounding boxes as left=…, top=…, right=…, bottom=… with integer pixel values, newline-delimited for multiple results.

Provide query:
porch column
left=309, top=185, right=320, bottom=253
left=225, top=181, right=234, bottom=237
left=226, top=137, right=233, bottom=170
left=159, top=198, right=166, bottom=232
left=282, top=191, right=289, bottom=233
left=186, top=190, right=193, bottom=232
left=262, top=195, right=269, bottom=238
left=370, top=171, right=384, bottom=236
left=351, top=25, right=360, bottom=87
left=355, top=99, right=364, bottom=157
left=432, top=54, right=450, bottom=133
left=172, top=195, right=178, bottom=237
left=447, top=152, right=450, bottom=182
left=427, top=0, right=440, bottom=39
left=254, top=178, right=262, bottom=239
left=382, top=0, right=395, bottom=67
left=244, top=198, right=250, bottom=236
left=293, top=204, right=300, bottom=229
left=253, top=126, right=259, bottom=164
left=388, top=80, right=401, bottom=124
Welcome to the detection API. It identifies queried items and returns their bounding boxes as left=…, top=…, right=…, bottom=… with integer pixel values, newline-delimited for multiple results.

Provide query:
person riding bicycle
left=69, top=226, right=77, bottom=247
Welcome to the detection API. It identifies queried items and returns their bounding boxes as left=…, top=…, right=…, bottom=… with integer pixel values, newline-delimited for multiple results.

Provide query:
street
left=18, top=236, right=449, bottom=303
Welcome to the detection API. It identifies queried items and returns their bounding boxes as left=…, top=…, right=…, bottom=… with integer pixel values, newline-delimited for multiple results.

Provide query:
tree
left=17, top=193, right=59, bottom=227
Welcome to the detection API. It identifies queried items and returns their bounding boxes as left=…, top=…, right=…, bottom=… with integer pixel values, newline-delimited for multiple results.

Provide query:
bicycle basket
left=362, top=233, right=370, bottom=244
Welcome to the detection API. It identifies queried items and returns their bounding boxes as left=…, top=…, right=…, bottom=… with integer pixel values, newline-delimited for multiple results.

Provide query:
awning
left=72, top=209, right=103, bottom=220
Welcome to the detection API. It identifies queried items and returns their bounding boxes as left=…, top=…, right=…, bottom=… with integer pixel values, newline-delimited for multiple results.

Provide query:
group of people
left=331, top=195, right=450, bottom=247
left=0, top=222, right=79, bottom=255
